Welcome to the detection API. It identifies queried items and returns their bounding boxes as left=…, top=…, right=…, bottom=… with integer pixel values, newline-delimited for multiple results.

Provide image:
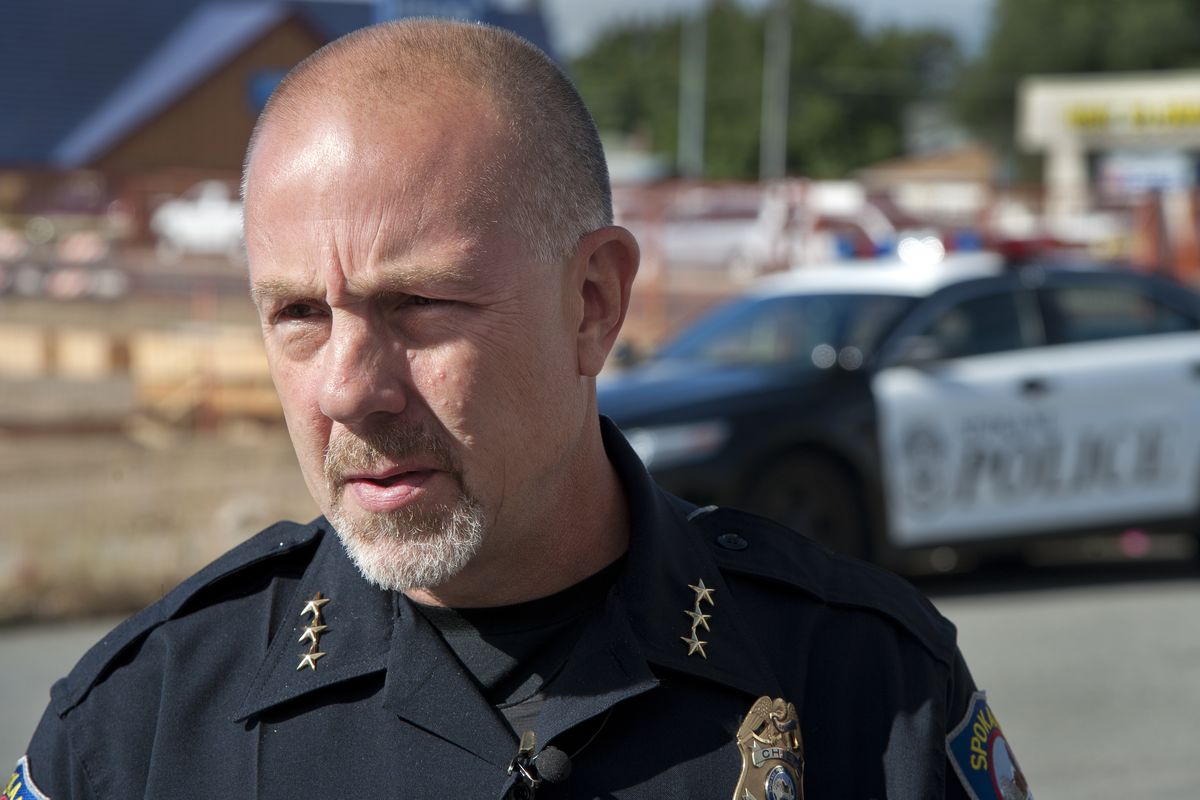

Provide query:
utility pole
left=759, top=0, right=791, bottom=181
left=677, top=8, right=708, bottom=179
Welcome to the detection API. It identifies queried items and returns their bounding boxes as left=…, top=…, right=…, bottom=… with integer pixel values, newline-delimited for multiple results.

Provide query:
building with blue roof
left=1, top=0, right=555, bottom=173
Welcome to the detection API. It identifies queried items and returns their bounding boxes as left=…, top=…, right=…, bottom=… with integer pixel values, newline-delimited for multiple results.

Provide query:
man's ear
left=574, top=226, right=640, bottom=378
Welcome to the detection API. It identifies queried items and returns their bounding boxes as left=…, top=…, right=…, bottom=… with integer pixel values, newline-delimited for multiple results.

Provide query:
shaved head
left=245, top=19, right=612, bottom=265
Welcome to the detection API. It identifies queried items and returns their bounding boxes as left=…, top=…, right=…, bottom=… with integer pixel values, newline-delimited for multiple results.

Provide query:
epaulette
left=687, top=505, right=956, bottom=668
left=52, top=519, right=323, bottom=716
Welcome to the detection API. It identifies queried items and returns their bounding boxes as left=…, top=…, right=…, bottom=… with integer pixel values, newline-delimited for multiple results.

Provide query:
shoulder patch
left=5, top=756, right=51, bottom=800
left=691, top=506, right=957, bottom=666
left=52, top=519, right=323, bottom=717
left=946, top=692, right=1032, bottom=800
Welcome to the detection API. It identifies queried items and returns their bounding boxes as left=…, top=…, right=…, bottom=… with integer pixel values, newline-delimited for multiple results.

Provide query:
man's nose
left=318, top=312, right=408, bottom=425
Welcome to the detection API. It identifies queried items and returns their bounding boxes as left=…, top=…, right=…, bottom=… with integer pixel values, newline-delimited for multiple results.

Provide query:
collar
left=232, top=528, right=523, bottom=766
left=232, top=524, right=394, bottom=722
left=601, top=417, right=783, bottom=700
left=233, top=418, right=781, bottom=730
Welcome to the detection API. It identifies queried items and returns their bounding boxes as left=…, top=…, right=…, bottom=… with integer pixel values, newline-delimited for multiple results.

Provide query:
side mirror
left=890, top=335, right=946, bottom=367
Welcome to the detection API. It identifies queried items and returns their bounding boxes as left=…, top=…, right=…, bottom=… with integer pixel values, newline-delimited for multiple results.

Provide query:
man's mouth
left=324, top=425, right=462, bottom=515
left=355, top=471, right=424, bottom=487
left=341, top=468, right=441, bottom=513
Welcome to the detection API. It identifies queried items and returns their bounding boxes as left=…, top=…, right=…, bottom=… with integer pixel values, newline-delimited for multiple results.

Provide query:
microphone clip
left=508, top=730, right=544, bottom=792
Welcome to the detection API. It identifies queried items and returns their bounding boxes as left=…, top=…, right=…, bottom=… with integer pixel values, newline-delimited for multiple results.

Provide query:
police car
left=599, top=253, right=1200, bottom=567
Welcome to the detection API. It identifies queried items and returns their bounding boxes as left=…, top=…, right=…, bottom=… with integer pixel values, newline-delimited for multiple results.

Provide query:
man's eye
left=401, top=295, right=442, bottom=308
left=277, top=303, right=323, bottom=321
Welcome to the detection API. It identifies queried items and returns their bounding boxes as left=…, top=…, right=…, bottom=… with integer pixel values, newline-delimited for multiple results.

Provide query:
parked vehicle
left=599, top=253, right=1200, bottom=567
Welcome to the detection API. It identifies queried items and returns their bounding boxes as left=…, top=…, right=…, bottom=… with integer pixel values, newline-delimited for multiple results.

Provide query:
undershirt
left=414, top=558, right=623, bottom=736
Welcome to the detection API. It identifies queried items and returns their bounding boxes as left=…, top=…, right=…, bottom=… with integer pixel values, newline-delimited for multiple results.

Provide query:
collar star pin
left=681, top=630, right=709, bottom=658
left=298, top=623, right=327, bottom=646
left=685, top=607, right=712, bottom=631
left=297, top=591, right=330, bottom=671
left=681, top=579, right=716, bottom=658
left=301, top=591, right=331, bottom=618
left=690, top=579, right=717, bottom=607
left=297, top=650, right=326, bottom=670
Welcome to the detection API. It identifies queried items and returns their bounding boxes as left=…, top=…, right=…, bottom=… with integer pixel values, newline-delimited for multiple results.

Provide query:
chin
left=329, top=495, right=486, bottom=592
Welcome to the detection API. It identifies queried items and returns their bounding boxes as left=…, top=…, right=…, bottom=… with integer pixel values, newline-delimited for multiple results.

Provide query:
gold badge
left=733, top=696, right=804, bottom=800
left=681, top=579, right=716, bottom=658
left=297, top=591, right=330, bottom=671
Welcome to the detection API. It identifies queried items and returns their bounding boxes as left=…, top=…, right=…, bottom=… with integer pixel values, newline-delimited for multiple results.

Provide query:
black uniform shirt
left=414, top=558, right=622, bottom=734
left=17, top=419, right=1003, bottom=799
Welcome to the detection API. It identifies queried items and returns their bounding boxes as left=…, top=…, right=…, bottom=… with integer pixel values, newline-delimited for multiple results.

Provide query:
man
left=13, top=20, right=1028, bottom=800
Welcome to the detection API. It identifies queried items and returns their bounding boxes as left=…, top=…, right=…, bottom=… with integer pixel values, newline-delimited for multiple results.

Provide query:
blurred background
left=2, top=0, right=1199, bottom=796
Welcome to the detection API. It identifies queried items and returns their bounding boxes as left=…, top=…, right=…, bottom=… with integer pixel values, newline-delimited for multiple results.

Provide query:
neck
left=404, top=413, right=629, bottom=608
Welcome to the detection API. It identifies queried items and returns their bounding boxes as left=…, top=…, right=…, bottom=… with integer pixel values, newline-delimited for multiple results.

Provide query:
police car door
left=874, top=271, right=1200, bottom=549
left=1026, top=271, right=1200, bottom=532
left=872, top=273, right=1060, bottom=547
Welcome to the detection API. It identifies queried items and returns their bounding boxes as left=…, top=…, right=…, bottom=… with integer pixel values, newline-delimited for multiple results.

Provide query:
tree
left=570, top=0, right=960, bottom=180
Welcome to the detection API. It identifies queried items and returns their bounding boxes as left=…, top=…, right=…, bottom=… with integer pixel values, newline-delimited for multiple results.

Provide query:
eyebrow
left=249, top=278, right=312, bottom=308
left=249, top=264, right=478, bottom=308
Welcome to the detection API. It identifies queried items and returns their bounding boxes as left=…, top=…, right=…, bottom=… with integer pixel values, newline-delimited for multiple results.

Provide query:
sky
left=537, top=0, right=996, bottom=57
left=320, top=0, right=997, bottom=58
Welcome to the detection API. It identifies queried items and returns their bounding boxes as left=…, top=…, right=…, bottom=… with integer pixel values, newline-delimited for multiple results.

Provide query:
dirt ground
left=0, top=423, right=318, bottom=623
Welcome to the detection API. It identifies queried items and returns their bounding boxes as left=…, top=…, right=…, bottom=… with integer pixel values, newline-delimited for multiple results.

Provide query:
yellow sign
left=1069, top=103, right=1200, bottom=131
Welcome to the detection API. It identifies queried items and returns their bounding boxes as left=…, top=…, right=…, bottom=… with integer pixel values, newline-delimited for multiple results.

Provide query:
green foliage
left=703, top=1, right=764, bottom=178
left=569, top=0, right=960, bottom=180
left=572, top=21, right=683, bottom=161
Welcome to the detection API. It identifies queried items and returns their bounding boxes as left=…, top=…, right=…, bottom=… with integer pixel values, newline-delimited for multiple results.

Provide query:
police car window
left=923, top=292, right=1029, bottom=358
left=1045, top=284, right=1198, bottom=343
left=658, top=294, right=915, bottom=367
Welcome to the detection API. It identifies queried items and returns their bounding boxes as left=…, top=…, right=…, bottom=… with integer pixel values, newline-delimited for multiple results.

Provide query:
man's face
left=243, top=92, right=589, bottom=593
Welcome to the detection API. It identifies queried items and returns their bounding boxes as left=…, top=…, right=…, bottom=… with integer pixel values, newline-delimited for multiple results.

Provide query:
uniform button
left=716, top=532, right=748, bottom=551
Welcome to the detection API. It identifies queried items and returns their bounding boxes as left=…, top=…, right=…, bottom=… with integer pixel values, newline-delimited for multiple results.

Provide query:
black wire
left=569, top=707, right=616, bottom=760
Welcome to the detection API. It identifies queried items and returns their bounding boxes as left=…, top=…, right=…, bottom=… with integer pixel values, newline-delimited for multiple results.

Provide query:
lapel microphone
left=507, top=731, right=572, bottom=797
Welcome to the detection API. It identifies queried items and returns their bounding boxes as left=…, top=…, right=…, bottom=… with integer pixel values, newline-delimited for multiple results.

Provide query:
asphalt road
left=922, top=564, right=1200, bottom=799
left=2, top=564, right=1197, bottom=798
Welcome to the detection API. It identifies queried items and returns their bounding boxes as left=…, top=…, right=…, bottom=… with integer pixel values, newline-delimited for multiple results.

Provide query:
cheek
left=411, top=346, right=481, bottom=429
left=269, top=357, right=315, bottom=419
left=408, top=337, right=542, bottom=460
left=268, top=358, right=330, bottom=459
left=456, top=323, right=575, bottom=439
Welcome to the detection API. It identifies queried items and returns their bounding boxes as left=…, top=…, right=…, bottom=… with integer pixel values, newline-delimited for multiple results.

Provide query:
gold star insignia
left=689, top=579, right=716, bottom=607
left=684, top=608, right=712, bottom=631
left=296, top=650, right=326, bottom=671
left=680, top=632, right=708, bottom=659
left=301, top=592, right=331, bottom=619
left=298, top=624, right=328, bottom=646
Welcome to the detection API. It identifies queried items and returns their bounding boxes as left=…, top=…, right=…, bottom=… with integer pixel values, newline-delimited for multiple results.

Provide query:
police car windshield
left=656, top=293, right=917, bottom=368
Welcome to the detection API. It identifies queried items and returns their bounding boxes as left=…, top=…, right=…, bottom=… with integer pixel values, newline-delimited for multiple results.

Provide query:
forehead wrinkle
left=332, top=196, right=387, bottom=289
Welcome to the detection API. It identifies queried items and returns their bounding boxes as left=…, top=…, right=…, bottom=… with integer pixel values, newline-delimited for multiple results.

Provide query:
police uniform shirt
left=14, top=419, right=1017, bottom=799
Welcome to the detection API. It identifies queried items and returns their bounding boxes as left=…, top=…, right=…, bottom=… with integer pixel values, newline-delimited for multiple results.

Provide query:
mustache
left=324, top=425, right=460, bottom=488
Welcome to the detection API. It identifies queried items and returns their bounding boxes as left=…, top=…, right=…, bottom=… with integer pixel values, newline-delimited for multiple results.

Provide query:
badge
left=946, top=692, right=1032, bottom=800
left=5, top=756, right=52, bottom=800
left=733, top=696, right=804, bottom=800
